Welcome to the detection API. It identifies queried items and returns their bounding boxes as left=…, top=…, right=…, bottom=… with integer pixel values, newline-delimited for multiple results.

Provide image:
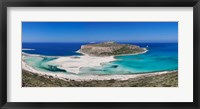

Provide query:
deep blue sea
left=22, top=42, right=178, bottom=74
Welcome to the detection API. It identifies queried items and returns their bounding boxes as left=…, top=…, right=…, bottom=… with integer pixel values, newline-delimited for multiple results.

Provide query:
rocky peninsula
left=78, top=41, right=147, bottom=56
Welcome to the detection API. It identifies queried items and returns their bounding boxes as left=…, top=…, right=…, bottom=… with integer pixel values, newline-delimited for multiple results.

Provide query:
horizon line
left=22, top=41, right=178, bottom=43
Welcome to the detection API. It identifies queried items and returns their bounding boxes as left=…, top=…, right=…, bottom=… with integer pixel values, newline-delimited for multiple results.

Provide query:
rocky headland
left=78, top=41, right=147, bottom=56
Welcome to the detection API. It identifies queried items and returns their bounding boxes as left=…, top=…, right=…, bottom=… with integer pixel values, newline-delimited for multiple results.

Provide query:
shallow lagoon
left=23, top=42, right=178, bottom=74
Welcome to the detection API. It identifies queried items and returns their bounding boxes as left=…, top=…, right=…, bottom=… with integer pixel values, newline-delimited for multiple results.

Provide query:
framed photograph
left=1, top=0, right=200, bottom=109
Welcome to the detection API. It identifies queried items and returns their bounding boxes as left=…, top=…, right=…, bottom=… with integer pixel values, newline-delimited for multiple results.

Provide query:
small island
left=78, top=41, right=147, bottom=56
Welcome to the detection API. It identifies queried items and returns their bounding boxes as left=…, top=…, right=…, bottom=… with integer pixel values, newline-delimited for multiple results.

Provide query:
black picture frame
left=0, top=0, right=200, bottom=109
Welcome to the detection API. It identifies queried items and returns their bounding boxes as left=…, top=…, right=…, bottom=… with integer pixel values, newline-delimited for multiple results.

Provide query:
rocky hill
left=78, top=41, right=147, bottom=56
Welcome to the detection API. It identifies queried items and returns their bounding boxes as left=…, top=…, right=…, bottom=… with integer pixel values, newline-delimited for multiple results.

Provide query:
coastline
left=112, top=48, right=148, bottom=57
left=22, top=49, right=176, bottom=82
left=76, top=48, right=148, bottom=57
left=22, top=56, right=177, bottom=81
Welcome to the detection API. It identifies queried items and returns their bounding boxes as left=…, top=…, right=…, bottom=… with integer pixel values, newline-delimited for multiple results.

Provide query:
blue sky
left=22, top=22, right=178, bottom=43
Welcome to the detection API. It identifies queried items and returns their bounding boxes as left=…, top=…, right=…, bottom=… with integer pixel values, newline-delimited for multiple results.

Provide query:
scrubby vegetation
left=22, top=70, right=178, bottom=87
left=79, top=41, right=146, bottom=56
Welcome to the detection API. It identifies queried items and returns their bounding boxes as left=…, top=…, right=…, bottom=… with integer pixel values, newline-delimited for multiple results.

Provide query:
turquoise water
left=24, top=56, right=66, bottom=73
left=23, top=42, right=178, bottom=74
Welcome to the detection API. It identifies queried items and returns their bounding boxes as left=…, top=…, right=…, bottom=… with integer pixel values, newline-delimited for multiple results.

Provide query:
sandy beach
left=22, top=53, right=175, bottom=81
left=49, top=54, right=116, bottom=74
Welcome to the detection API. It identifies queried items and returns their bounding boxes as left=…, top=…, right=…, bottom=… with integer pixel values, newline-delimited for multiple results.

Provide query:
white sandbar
left=22, top=48, right=35, bottom=50
left=48, top=55, right=116, bottom=74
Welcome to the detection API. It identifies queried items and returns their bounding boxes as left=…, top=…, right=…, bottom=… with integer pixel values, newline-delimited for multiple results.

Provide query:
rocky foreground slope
left=22, top=70, right=178, bottom=87
left=78, top=42, right=147, bottom=56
